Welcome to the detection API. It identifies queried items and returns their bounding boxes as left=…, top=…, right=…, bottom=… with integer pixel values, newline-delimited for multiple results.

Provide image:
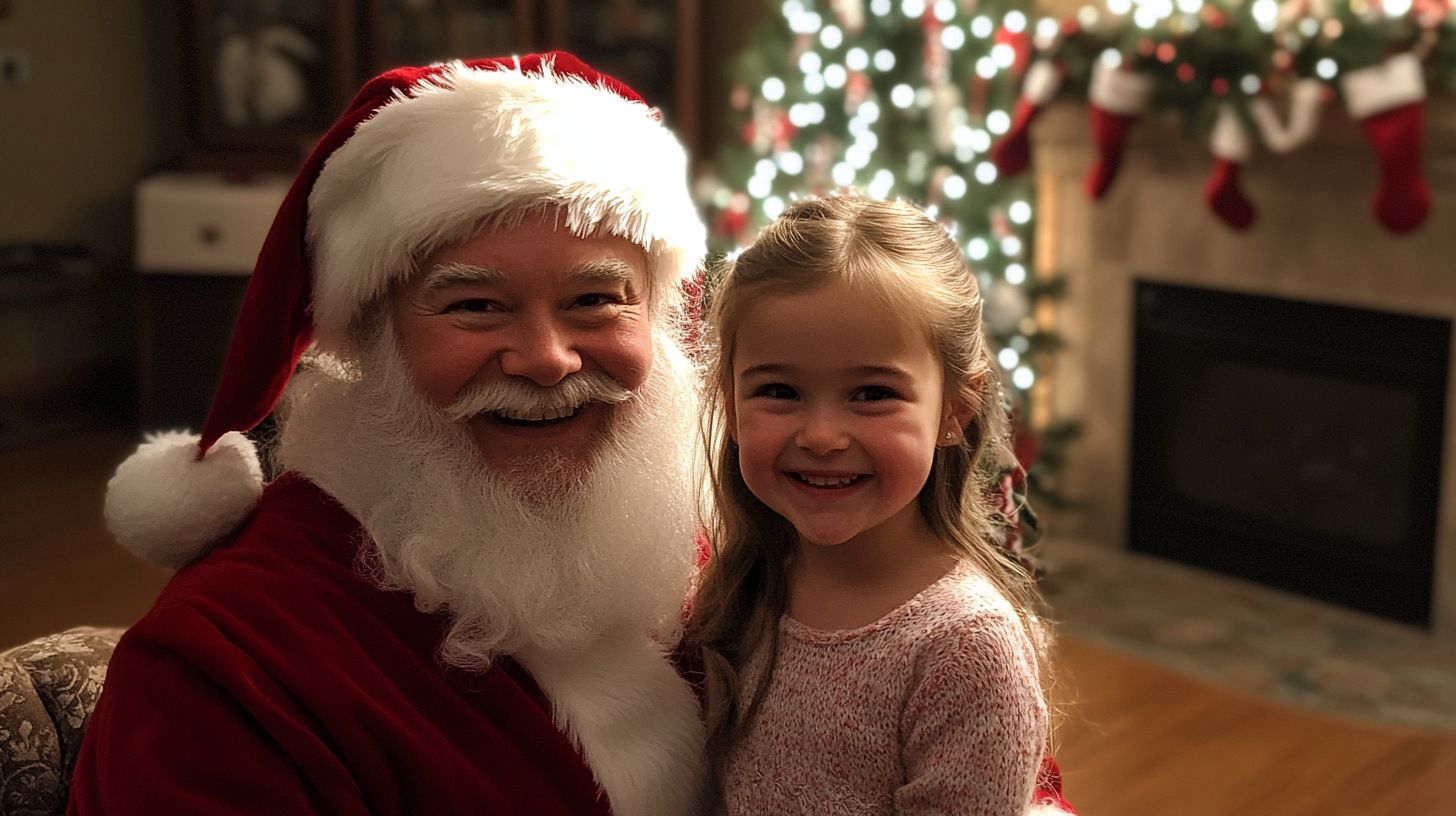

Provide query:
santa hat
left=106, top=52, right=706, bottom=568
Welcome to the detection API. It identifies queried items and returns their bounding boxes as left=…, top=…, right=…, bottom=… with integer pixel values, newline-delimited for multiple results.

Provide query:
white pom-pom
left=104, top=430, right=264, bottom=569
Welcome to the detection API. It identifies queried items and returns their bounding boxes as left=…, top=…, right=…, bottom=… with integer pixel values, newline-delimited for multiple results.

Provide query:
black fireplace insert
left=1129, top=281, right=1450, bottom=627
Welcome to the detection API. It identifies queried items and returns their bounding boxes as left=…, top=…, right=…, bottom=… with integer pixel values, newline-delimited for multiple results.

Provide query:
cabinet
left=187, top=0, right=703, bottom=172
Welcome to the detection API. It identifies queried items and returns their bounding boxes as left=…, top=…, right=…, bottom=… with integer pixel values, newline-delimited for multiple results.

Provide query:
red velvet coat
left=69, top=473, right=612, bottom=815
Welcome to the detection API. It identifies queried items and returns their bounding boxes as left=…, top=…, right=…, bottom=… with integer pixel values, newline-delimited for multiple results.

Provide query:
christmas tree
left=701, top=0, right=1070, bottom=498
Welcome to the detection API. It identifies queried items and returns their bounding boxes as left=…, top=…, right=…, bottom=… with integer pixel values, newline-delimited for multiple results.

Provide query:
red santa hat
left=105, top=52, right=706, bottom=568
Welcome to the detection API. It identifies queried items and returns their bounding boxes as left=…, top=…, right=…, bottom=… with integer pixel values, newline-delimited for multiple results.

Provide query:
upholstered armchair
left=0, top=627, right=124, bottom=816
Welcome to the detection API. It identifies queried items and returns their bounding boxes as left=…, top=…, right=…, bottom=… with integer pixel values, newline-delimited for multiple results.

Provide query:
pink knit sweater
left=723, top=560, right=1046, bottom=815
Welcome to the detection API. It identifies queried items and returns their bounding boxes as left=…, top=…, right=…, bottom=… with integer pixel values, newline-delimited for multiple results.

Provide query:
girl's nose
left=795, top=408, right=850, bottom=455
left=498, top=315, right=582, bottom=386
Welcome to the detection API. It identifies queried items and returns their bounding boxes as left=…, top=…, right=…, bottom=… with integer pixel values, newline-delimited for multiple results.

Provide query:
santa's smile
left=488, top=403, right=586, bottom=426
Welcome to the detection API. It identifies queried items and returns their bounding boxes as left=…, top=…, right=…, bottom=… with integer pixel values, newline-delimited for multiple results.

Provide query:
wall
left=0, top=0, right=161, bottom=262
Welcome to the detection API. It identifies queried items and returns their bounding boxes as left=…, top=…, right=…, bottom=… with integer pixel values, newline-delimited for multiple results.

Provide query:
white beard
left=274, top=321, right=708, bottom=815
left=276, top=322, right=701, bottom=661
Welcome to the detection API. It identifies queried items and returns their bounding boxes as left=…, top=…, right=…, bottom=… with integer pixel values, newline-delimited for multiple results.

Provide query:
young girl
left=686, top=194, right=1056, bottom=815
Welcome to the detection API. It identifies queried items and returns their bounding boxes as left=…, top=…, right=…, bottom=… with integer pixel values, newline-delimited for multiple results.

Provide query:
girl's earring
left=944, top=431, right=954, bottom=441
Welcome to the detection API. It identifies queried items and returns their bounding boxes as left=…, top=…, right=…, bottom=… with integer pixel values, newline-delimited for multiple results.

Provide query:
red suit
left=70, top=474, right=613, bottom=815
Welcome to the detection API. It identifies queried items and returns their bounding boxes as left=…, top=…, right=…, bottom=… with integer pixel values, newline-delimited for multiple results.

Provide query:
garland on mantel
left=998, top=0, right=1455, bottom=232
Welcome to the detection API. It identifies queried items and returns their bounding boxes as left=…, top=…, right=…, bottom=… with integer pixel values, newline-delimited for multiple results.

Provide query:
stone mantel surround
left=1029, top=96, right=1456, bottom=642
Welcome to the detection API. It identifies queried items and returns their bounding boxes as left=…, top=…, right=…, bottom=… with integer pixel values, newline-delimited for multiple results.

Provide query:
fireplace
left=1026, top=97, right=1456, bottom=640
left=1128, top=281, right=1450, bottom=627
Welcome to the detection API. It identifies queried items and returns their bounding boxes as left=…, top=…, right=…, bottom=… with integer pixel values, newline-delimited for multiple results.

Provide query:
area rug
left=1038, top=538, right=1456, bottom=731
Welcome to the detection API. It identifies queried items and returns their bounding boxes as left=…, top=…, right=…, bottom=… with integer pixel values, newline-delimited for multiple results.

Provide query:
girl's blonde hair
left=684, top=193, right=1052, bottom=791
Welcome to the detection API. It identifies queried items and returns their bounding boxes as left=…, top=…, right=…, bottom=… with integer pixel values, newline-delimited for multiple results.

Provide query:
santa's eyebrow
left=565, top=258, right=639, bottom=283
left=420, top=262, right=503, bottom=293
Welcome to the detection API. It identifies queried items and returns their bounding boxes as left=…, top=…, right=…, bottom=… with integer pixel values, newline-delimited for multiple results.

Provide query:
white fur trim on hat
left=1090, top=60, right=1152, bottom=116
left=306, top=59, right=706, bottom=339
left=104, top=431, right=263, bottom=569
left=1341, top=52, right=1425, bottom=120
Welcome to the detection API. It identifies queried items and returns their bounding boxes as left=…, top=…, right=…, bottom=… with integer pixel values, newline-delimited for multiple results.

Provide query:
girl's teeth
left=802, top=474, right=856, bottom=487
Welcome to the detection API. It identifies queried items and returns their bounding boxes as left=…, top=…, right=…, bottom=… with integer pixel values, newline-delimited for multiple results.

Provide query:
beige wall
left=0, top=0, right=152, bottom=260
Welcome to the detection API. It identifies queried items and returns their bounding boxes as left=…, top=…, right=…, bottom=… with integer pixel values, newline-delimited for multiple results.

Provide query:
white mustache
left=444, top=372, right=632, bottom=422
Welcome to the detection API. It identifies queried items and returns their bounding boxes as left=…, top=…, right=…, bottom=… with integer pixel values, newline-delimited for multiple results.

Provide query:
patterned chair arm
left=0, top=627, right=125, bottom=816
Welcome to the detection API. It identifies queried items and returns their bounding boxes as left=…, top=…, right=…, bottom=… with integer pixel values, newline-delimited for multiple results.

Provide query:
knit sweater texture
left=723, top=559, right=1046, bottom=815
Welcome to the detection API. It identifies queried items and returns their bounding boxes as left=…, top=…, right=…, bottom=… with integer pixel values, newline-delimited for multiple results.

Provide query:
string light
left=832, top=162, right=856, bottom=186
left=871, top=0, right=892, bottom=15
left=1010, top=335, right=1029, bottom=352
left=1004, top=11, right=1028, bottom=32
left=847, top=47, right=869, bottom=71
left=778, top=152, right=804, bottom=174
left=891, top=84, right=916, bottom=108
left=999, top=348, right=1021, bottom=369
left=1005, top=263, right=1026, bottom=283
left=764, top=196, right=786, bottom=219
left=820, top=25, right=844, bottom=48
left=1316, top=58, right=1338, bottom=79
left=971, top=16, right=994, bottom=37
left=824, top=64, right=847, bottom=87
left=935, top=0, right=957, bottom=21
left=987, top=110, right=1011, bottom=134
left=762, top=77, right=786, bottom=101
left=1013, top=367, right=1036, bottom=389
left=874, top=49, right=897, bottom=71
left=943, top=26, right=967, bottom=49
left=1251, top=0, right=1278, bottom=31
left=968, top=238, right=990, bottom=260
left=1001, top=235, right=1022, bottom=255
left=1009, top=201, right=1032, bottom=223
left=902, top=0, right=926, bottom=17
left=975, top=162, right=998, bottom=184
left=805, top=73, right=826, bottom=93
left=868, top=168, right=896, bottom=199
left=992, top=43, right=1017, bottom=67
left=800, top=52, right=822, bottom=74
left=943, top=175, right=968, bottom=199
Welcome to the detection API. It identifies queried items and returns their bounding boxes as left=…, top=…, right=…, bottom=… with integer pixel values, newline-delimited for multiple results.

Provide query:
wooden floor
left=3, top=429, right=1454, bottom=815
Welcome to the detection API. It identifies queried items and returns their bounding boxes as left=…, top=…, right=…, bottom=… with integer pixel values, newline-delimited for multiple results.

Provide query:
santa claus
left=71, top=53, right=709, bottom=815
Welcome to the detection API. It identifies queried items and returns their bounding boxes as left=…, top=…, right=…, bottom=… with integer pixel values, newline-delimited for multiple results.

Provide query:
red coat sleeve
left=69, top=610, right=369, bottom=816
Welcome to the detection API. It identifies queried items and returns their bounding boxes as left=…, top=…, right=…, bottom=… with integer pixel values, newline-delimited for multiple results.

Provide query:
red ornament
left=1137, top=37, right=1156, bottom=56
left=1201, top=5, right=1227, bottom=27
left=1272, top=49, right=1294, bottom=71
left=730, top=84, right=751, bottom=110
left=1156, top=43, right=1176, bottom=62
left=1177, top=63, right=1195, bottom=82
left=1211, top=77, right=1229, bottom=95
left=1060, top=17, right=1080, bottom=36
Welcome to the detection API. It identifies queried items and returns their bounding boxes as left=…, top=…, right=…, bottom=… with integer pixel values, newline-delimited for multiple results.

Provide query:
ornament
left=930, top=83, right=963, bottom=154
left=985, top=279, right=1032, bottom=336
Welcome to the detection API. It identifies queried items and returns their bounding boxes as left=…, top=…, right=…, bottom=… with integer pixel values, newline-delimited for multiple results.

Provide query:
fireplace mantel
left=1029, top=97, right=1456, bottom=642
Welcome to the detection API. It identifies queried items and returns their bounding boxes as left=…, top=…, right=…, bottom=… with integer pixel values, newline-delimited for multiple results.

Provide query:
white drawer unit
left=134, top=173, right=291, bottom=275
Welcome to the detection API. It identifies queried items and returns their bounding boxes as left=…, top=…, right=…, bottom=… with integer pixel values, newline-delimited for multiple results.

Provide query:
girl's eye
left=854, top=385, right=901, bottom=402
left=755, top=383, right=798, bottom=400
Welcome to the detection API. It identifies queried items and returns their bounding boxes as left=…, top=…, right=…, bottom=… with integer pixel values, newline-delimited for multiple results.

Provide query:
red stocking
left=1342, top=53, right=1431, bottom=233
left=1083, top=61, right=1150, bottom=200
left=1203, top=104, right=1256, bottom=230
left=1358, top=102, right=1430, bottom=233
left=991, top=61, right=1062, bottom=178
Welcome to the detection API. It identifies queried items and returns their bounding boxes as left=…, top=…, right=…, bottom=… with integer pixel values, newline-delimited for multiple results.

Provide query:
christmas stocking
left=1084, top=60, right=1151, bottom=199
left=991, top=60, right=1063, bottom=178
left=1341, top=52, right=1430, bottom=233
left=1203, top=104, right=1256, bottom=230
